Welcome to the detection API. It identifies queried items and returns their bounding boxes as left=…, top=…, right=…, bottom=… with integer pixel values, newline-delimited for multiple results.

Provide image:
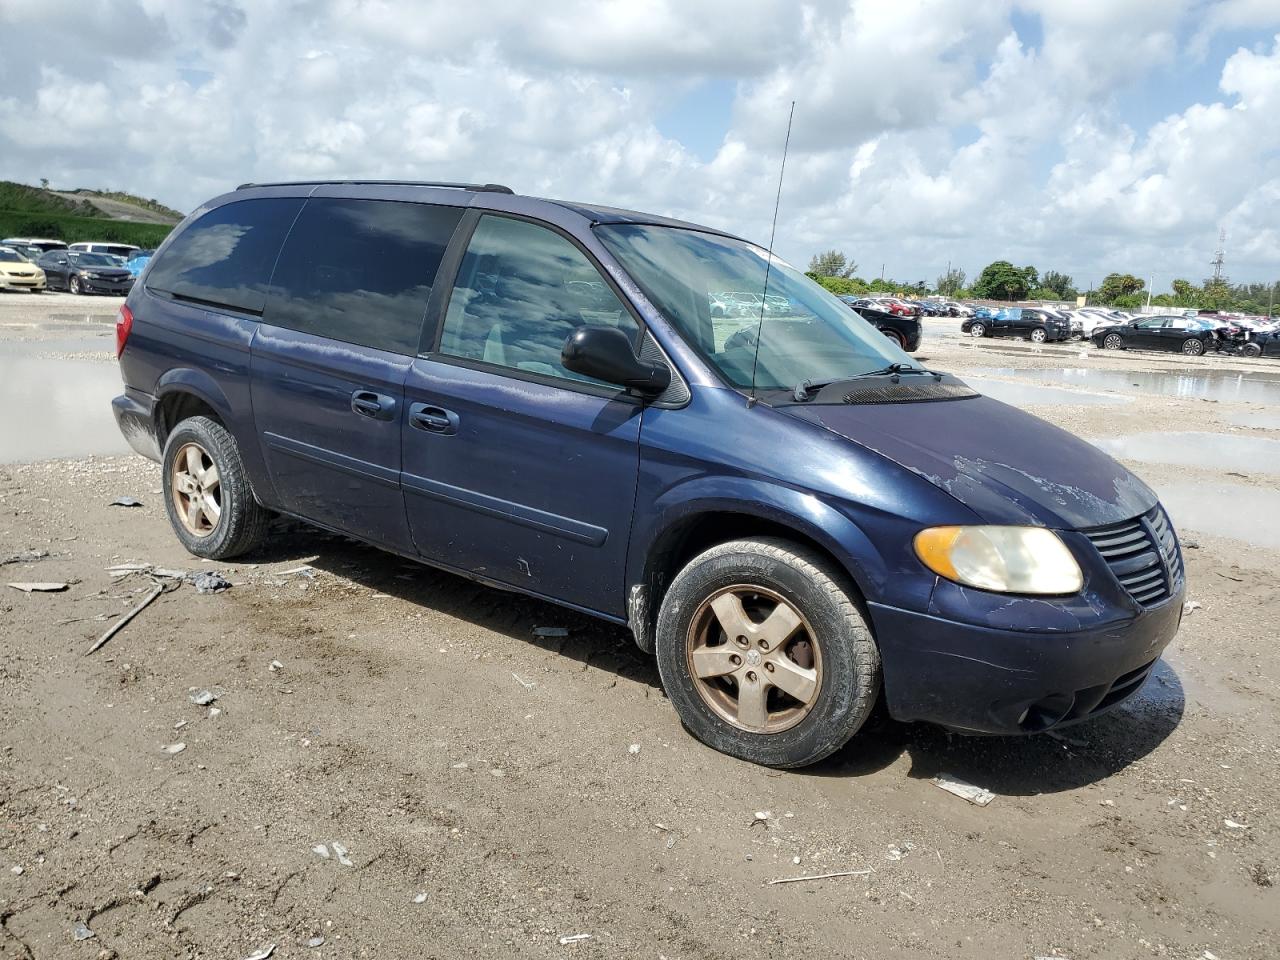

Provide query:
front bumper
left=870, top=586, right=1183, bottom=734
left=111, top=390, right=161, bottom=461
left=82, top=277, right=135, bottom=295
left=0, top=275, right=45, bottom=291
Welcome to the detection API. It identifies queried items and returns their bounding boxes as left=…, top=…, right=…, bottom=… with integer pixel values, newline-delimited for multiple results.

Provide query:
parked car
left=1092, top=315, right=1219, bottom=355
left=839, top=296, right=922, bottom=352
left=0, top=246, right=46, bottom=292
left=962, top=307, right=1071, bottom=343
left=113, top=180, right=1184, bottom=768
left=126, top=249, right=154, bottom=278
left=1073, top=309, right=1125, bottom=339
left=851, top=297, right=916, bottom=318
left=38, top=250, right=135, bottom=295
left=2, top=236, right=67, bottom=254
left=69, top=241, right=141, bottom=259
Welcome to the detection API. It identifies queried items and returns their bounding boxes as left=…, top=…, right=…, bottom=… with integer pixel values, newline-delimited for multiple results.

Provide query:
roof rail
left=235, top=179, right=515, bottom=195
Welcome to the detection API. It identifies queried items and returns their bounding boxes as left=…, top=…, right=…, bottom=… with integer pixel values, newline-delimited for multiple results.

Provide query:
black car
left=961, top=307, right=1071, bottom=343
left=1092, top=315, right=1218, bottom=356
left=38, top=251, right=135, bottom=295
left=839, top=296, right=922, bottom=352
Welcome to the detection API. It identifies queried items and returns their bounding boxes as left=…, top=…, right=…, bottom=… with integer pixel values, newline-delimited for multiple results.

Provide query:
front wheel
left=654, top=537, right=880, bottom=768
left=162, top=416, right=269, bottom=559
left=1182, top=337, right=1206, bottom=356
left=969, top=322, right=987, bottom=338
left=1103, top=333, right=1124, bottom=350
left=1242, top=342, right=1263, bottom=358
left=68, top=275, right=83, bottom=295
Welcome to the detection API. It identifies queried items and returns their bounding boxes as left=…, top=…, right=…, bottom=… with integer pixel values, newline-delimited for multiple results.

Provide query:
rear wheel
left=655, top=537, right=880, bottom=768
left=1029, top=327, right=1048, bottom=343
left=1182, top=337, right=1206, bottom=356
left=1103, top=333, right=1124, bottom=350
left=969, top=322, right=987, bottom=338
left=162, top=416, right=269, bottom=559
left=881, top=328, right=907, bottom=349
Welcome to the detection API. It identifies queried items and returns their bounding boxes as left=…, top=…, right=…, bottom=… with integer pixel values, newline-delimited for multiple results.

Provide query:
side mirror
left=562, top=325, right=671, bottom=397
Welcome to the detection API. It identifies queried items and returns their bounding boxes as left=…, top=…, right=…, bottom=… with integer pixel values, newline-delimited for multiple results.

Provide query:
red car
left=851, top=297, right=917, bottom=317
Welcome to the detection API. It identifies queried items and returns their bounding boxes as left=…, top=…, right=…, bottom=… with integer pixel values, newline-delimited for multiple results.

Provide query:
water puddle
left=965, top=376, right=1129, bottom=408
left=0, top=354, right=130, bottom=463
left=1152, top=480, right=1280, bottom=551
left=970, top=367, right=1280, bottom=404
left=1224, top=410, right=1280, bottom=431
left=1091, top=431, right=1280, bottom=476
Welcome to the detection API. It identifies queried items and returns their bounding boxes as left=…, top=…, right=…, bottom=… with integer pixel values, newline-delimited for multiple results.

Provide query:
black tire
left=881, top=328, right=907, bottom=350
left=1103, top=333, right=1124, bottom=350
left=969, top=322, right=986, bottom=338
left=161, top=415, right=269, bottom=560
left=1029, top=327, right=1047, bottom=343
left=68, top=275, right=82, bottom=295
left=1182, top=337, right=1206, bottom=356
left=1242, top=342, right=1262, bottom=358
left=654, top=537, right=880, bottom=768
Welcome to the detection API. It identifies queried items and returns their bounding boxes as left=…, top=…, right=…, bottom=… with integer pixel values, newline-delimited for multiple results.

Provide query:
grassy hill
left=0, top=180, right=182, bottom=247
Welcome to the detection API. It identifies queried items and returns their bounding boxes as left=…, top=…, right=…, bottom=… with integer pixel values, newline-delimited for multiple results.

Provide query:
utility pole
left=880, top=263, right=885, bottom=282
left=945, top=259, right=950, bottom=295
left=1146, top=275, right=1153, bottom=309
left=1210, top=228, right=1226, bottom=282
left=1269, top=281, right=1275, bottom=317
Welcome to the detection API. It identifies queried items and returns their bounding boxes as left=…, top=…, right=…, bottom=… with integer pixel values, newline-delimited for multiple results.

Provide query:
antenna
left=748, top=100, right=796, bottom=407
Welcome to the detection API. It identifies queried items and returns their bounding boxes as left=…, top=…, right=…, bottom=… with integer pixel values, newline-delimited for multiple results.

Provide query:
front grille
left=1083, top=506, right=1182, bottom=606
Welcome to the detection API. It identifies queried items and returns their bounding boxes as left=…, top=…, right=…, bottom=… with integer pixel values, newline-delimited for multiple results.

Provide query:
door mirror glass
left=562, top=325, right=670, bottom=396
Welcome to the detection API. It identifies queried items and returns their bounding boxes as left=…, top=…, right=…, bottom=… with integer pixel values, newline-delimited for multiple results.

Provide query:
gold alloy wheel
left=171, top=442, right=222, bottom=537
left=685, top=584, right=822, bottom=734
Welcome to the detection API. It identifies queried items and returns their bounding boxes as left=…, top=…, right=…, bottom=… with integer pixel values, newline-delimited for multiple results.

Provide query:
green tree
left=808, top=275, right=868, bottom=297
left=936, top=267, right=966, bottom=297
left=807, top=250, right=857, bottom=278
left=1097, top=273, right=1145, bottom=304
left=39, top=178, right=49, bottom=190
left=1028, top=287, right=1062, bottom=301
left=1170, top=278, right=1201, bottom=306
left=972, top=261, right=1035, bottom=300
left=1040, top=270, right=1077, bottom=300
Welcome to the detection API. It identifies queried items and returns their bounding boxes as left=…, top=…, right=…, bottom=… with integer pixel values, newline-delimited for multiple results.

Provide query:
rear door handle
left=409, top=403, right=459, bottom=435
left=350, top=390, right=397, bottom=421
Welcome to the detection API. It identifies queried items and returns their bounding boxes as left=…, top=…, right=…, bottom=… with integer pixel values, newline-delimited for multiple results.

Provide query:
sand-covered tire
left=161, top=416, right=268, bottom=560
left=655, top=537, right=880, bottom=768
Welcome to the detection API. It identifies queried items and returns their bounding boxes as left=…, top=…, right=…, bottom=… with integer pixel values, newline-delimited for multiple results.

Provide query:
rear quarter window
left=264, top=198, right=463, bottom=355
left=146, top=197, right=305, bottom=314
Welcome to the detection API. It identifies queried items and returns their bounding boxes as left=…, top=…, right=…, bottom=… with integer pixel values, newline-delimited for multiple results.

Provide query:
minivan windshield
left=595, top=224, right=912, bottom=392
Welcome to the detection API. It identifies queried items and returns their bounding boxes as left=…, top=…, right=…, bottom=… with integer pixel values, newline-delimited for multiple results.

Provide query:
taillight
left=115, top=304, right=134, bottom=358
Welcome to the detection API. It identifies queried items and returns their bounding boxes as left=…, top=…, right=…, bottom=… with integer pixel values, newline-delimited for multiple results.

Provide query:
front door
left=250, top=197, right=463, bottom=551
left=402, top=213, right=644, bottom=616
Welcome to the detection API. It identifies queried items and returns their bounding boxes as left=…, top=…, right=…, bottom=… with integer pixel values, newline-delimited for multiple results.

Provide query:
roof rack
left=235, top=179, right=515, bottom=195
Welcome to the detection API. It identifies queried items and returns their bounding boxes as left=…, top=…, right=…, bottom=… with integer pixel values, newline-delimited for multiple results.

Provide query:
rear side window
left=146, top=197, right=304, bottom=314
left=438, top=215, right=640, bottom=384
left=265, top=198, right=463, bottom=355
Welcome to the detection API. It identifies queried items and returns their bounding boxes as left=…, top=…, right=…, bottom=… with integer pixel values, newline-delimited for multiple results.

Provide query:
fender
left=155, top=367, right=236, bottom=428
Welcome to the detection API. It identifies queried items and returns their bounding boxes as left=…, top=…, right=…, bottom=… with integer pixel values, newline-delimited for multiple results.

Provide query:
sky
left=1, top=0, right=1278, bottom=291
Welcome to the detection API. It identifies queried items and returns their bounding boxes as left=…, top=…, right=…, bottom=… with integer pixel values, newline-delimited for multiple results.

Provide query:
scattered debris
left=1183, top=538, right=1201, bottom=549
left=413, top=892, right=428, bottom=904
left=767, top=868, right=872, bottom=886
left=174, top=720, right=188, bottom=729
left=306, top=936, right=325, bottom=948
left=269, top=660, right=284, bottom=672
left=164, top=743, right=186, bottom=755
left=109, top=496, right=143, bottom=507
left=1045, top=730, right=1089, bottom=748
left=0, top=548, right=49, bottom=566
left=1224, top=819, right=1248, bottom=830
left=190, top=690, right=218, bottom=706
left=558, top=934, right=592, bottom=945
left=512, top=672, right=536, bottom=689
left=751, top=810, right=772, bottom=828
left=10, top=866, right=23, bottom=875
left=277, top=565, right=316, bottom=577
left=628, top=743, right=641, bottom=755
left=72, top=921, right=96, bottom=941
left=152, top=568, right=188, bottom=580
left=1100, top=799, right=1116, bottom=807
left=1184, top=600, right=1203, bottom=614
left=331, top=841, right=353, bottom=866
left=312, top=844, right=330, bottom=859
left=208, top=707, right=222, bottom=719
left=1216, top=571, right=1244, bottom=582
left=86, top=577, right=168, bottom=655
left=193, top=571, right=232, bottom=594
left=7, top=581, right=68, bottom=592
left=243, top=946, right=276, bottom=960
left=933, top=773, right=995, bottom=806
left=533, top=626, right=569, bottom=638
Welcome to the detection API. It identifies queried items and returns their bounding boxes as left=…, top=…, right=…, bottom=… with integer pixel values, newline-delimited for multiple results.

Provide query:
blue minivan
left=113, top=180, right=1184, bottom=767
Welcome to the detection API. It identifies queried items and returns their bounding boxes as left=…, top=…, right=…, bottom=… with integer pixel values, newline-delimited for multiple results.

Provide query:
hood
left=782, top=394, right=1157, bottom=529
left=0, top=262, right=37, bottom=274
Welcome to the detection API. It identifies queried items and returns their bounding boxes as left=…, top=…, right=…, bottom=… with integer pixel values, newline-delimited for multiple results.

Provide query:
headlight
left=914, top=526, right=1083, bottom=595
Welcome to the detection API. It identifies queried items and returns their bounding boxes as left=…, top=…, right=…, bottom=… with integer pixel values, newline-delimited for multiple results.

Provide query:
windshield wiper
left=793, top=363, right=941, bottom=401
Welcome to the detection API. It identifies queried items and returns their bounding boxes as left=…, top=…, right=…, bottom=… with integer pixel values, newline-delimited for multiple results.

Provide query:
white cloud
left=0, top=0, right=1276, bottom=285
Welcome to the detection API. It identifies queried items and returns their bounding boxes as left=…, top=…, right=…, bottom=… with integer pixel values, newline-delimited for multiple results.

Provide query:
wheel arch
left=153, top=369, right=234, bottom=448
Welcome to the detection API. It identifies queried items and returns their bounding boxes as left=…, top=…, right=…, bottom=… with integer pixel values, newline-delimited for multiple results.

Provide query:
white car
left=1074, top=308, right=1128, bottom=338
left=68, top=241, right=141, bottom=258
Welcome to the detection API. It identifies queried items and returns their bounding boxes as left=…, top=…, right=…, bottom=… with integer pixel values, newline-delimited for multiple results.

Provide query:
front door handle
left=409, top=403, right=459, bottom=435
left=350, top=390, right=397, bottom=421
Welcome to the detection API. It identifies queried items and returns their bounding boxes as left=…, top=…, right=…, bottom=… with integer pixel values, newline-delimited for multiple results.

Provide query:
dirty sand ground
left=0, top=293, right=1276, bottom=959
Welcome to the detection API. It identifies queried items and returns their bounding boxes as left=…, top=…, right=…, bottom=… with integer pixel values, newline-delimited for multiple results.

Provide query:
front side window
left=146, top=197, right=305, bottom=314
left=596, top=224, right=906, bottom=392
left=439, top=215, right=639, bottom=384
left=265, top=198, right=463, bottom=355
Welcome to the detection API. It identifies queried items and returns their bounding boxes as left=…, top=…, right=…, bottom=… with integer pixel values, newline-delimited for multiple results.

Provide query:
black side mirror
left=562, top=325, right=671, bottom=397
